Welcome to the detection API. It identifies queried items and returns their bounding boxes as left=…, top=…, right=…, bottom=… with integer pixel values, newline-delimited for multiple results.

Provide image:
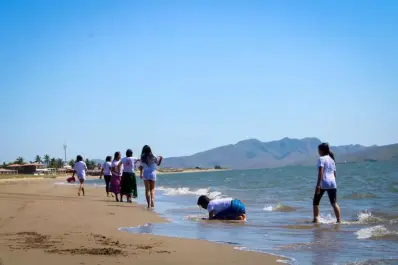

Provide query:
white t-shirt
left=121, top=157, right=135, bottom=173
left=102, top=161, right=112, bottom=175
left=74, top=161, right=87, bottom=179
left=111, top=160, right=122, bottom=176
left=317, top=155, right=337, bottom=189
left=207, top=198, right=233, bottom=215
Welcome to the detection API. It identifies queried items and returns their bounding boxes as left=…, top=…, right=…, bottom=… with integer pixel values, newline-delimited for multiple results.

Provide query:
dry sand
left=0, top=179, right=283, bottom=265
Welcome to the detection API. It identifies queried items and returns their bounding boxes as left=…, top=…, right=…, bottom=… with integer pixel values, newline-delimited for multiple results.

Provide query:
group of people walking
left=71, top=145, right=162, bottom=209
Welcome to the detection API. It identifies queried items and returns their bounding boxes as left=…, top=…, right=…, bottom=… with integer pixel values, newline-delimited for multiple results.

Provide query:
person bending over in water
left=313, top=143, right=342, bottom=223
left=71, top=155, right=87, bottom=196
left=197, top=195, right=246, bottom=221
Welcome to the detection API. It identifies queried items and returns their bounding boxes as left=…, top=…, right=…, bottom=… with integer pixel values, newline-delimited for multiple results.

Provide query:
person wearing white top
left=118, top=149, right=138, bottom=203
left=197, top=195, right=246, bottom=221
left=71, top=155, right=88, bottom=196
left=99, top=156, right=113, bottom=197
left=110, top=152, right=122, bottom=202
left=138, top=145, right=163, bottom=209
left=313, top=143, right=342, bottom=223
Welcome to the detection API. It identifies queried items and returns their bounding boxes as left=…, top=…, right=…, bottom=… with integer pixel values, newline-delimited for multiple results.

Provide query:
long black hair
left=318, top=143, right=335, bottom=161
left=76, top=155, right=83, bottom=162
left=113, top=151, right=121, bottom=161
left=140, top=145, right=154, bottom=165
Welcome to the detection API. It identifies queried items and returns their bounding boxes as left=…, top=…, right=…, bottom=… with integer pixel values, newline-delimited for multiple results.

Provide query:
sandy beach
left=0, top=179, right=282, bottom=265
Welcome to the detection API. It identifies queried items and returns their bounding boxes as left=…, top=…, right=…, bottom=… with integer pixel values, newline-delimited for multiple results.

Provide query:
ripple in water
left=263, top=204, right=296, bottom=212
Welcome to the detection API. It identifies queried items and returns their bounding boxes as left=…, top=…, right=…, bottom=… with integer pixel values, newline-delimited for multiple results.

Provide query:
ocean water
left=77, top=161, right=397, bottom=265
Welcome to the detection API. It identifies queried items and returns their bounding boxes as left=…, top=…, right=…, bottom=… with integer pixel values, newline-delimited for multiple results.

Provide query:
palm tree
left=56, top=158, right=64, bottom=169
left=49, top=158, right=56, bottom=168
left=68, top=159, right=75, bottom=167
left=15, top=157, right=25, bottom=164
left=35, top=155, right=42, bottom=163
left=44, top=154, right=50, bottom=166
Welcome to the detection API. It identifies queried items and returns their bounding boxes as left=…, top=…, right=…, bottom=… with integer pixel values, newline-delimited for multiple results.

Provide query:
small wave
left=356, top=210, right=384, bottom=224
left=157, top=187, right=223, bottom=198
left=263, top=204, right=296, bottom=212
left=342, top=192, right=377, bottom=200
left=355, top=225, right=398, bottom=240
left=263, top=205, right=273, bottom=211
left=184, top=214, right=207, bottom=221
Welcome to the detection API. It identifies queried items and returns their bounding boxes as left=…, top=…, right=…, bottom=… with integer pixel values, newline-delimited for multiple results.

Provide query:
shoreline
left=0, top=168, right=231, bottom=182
left=0, top=179, right=284, bottom=265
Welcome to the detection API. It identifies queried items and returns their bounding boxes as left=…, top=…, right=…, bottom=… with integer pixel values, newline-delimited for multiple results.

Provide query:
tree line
left=1, top=155, right=99, bottom=170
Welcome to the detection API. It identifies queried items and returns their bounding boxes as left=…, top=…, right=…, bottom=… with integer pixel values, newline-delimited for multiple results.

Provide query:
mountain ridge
left=162, top=137, right=397, bottom=169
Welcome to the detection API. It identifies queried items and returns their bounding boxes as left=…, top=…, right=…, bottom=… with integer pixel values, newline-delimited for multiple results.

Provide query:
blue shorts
left=214, top=199, right=246, bottom=220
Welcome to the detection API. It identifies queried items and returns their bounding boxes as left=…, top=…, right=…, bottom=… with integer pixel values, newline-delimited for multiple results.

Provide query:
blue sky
left=0, top=0, right=397, bottom=163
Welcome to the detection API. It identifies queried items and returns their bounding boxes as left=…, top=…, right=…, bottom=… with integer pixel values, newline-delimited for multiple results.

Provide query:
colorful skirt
left=110, top=173, right=121, bottom=194
left=214, top=199, right=246, bottom=220
left=120, top=172, right=137, bottom=198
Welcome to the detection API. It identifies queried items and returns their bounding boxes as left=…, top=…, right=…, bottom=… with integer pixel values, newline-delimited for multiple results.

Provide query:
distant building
left=7, top=163, right=46, bottom=174
left=0, top=168, right=18, bottom=175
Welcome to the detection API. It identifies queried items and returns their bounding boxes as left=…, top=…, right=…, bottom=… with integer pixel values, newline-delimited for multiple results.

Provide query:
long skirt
left=110, top=173, right=121, bottom=194
left=120, top=172, right=137, bottom=198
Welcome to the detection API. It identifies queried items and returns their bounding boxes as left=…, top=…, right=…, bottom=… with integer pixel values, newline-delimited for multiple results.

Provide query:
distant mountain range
left=162, top=137, right=398, bottom=169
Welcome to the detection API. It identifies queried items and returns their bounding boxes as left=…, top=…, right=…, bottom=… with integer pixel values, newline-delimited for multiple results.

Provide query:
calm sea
left=74, top=161, right=398, bottom=265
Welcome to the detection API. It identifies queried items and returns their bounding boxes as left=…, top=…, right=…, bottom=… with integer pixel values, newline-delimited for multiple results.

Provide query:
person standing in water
left=138, top=145, right=162, bottom=209
left=71, top=155, right=87, bottom=196
left=313, top=143, right=342, bottom=223
left=99, top=156, right=113, bottom=197
left=119, top=149, right=138, bottom=202
left=110, top=152, right=122, bottom=202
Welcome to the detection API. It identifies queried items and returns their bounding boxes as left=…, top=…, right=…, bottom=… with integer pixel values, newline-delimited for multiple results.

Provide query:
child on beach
left=99, top=156, right=113, bottom=197
left=138, top=145, right=163, bottom=209
left=119, top=149, right=137, bottom=202
left=197, top=195, right=247, bottom=221
left=71, top=155, right=88, bottom=196
left=110, top=152, right=122, bottom=202
left=313, top=143, right=342, bottom=223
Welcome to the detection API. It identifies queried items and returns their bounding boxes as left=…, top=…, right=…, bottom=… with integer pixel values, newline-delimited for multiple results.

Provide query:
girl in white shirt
left=99, top=156, right=112, bottom=197
left=313, top=143, right=342, bottom=223
left=118, top=149, right=138, bottom=203
left=138, top=145, right=163, bottom=209
left=71, top=155, right=88, bottom=196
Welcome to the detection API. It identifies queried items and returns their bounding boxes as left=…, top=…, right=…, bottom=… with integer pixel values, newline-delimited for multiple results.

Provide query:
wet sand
left=0, top=179, right=282, bottom=265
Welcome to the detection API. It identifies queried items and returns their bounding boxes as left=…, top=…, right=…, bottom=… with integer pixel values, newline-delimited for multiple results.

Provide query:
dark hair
left=114, top=151, right=121, bottom=161
left=105, top=156, right=112, bottom=162
left=197, top=195, right=211, bottom=209
left=126, top=149, right=133, bottom=157
left=141, top=145, right=153, bottom=165
left=76, top=155, right=83, bottom=162
left=318, top=143, right=335, bottom=161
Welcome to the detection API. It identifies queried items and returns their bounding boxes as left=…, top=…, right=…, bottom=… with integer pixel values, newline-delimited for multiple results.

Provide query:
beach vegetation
left=15, top=157, right=25, bottom=164
left=35, top=155, right=42, bottom=163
